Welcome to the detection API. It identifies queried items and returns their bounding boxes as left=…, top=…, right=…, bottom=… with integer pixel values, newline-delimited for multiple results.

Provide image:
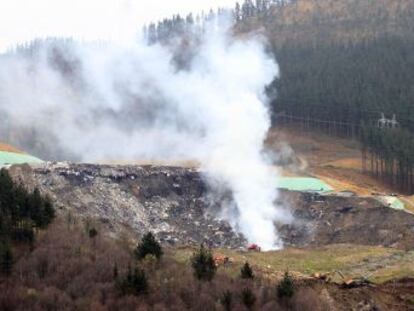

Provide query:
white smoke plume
left=0, top=20, right=291, bottom=249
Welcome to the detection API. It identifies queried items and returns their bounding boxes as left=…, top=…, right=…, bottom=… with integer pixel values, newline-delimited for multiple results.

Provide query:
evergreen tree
left=220, top=290, right=233, bottom=311
left=88, top=227, right=98, bottom=239
left=277, top=271, right=295, bottom=299
left=191, top=245, right=216, bottom=281
left=0, top=169, right=55, bottom=244
left=235, top=2, right=242, bottom=21
left=135, top=232, right=163, bottom=261
left=113, top=262, right=118, bottom=280
left=42, top=196, right=55, bottom=226
left=0, top=242, right=13, bottom=277
left=118, top=267, right=148, bottom=296
left=240, top=262, right=254, bottom=279
left=241, top=287, right=256, bottom=310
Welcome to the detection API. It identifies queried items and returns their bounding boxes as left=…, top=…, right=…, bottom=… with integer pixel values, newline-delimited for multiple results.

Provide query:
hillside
left=242, top=0, right=414, bottom=43
left=142, top=0, right=414, bottom=193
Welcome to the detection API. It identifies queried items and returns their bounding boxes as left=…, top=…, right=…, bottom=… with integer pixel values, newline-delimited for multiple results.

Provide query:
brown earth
left=267, top=126, right=414, bottom=212
left=0, top=143, right=24, bottom=154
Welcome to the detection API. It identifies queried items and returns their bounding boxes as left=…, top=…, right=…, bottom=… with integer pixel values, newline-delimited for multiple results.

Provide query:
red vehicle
left=247, top=244, right=261, bottom=252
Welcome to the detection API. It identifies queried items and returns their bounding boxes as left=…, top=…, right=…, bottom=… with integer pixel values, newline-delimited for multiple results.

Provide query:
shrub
left=135, top=232, right=163, bottom=261
left=220, top=290, right=233, bottom=311
left=88, top=228, right=98, bottom=239
left=240, top=262, right=254, bottom=279
left=118, top=266, right=148, bottom=296
left=113, top=262, right=119, bottom=280
left=191, top=245, right=216, bottom=281
left=241, top=287, right=256, bottom=310
left=0, top=242, right=13, bottom=277
left=277, top=271, right=295, bottom=299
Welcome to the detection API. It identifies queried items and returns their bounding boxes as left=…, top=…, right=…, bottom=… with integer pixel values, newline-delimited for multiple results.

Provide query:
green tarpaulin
left=277, top=177, right=333, bottom=193
left=0, top=151, right=43, bottom=166
left=378, top=196, right=405, bottom=210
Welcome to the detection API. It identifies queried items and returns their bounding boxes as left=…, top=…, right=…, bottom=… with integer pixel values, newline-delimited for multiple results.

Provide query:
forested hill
left=145, top=0, right=414, bottom=132
left=240, top=0, right=414, bottom=44
left=241, top=0, right=414, bottom=194
left=235, top=0, right=414, bottom=132
left=145, top=0, right=414, bottom=193
left=3, top=0, right=414, bottom=192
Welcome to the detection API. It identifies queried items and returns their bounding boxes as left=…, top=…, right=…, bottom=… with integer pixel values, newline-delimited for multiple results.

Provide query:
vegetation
left=143, top=0, right=414, bottom=194
left=240, top=261, right=254, bottom=279
left=116, top=266, right=148, bottom=296
left=191, top=244, right=217, bottom=281
left=277, top=271, right=295, bottom=299
left=241, top=287, right=256, bottom=310
left=0, top=169, right=54, bottom=245
left=0, top=242, right=13, bottom=277
left=0, top=217, right=333, bottom=310
left=220, top=290, right=233, bottom=311
left=360, top=125, right=414, bottom=193
left=0, top=168, right=55, bottom=281
left=135, top=232, right=163, bottom=261
left=88, top=227, right=98, bottom=239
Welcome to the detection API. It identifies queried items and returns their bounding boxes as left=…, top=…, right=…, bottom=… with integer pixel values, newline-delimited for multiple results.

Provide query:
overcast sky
left=0, top=0, right=237, bottom=52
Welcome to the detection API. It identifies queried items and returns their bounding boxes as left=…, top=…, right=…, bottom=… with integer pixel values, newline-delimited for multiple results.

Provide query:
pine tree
left=0, top=242, right=13, bottom=277
left=42, top=196, right=55, bottom=226
left=277, top=271, right=295, bottom=299
left=135, top=232, right=163, bottom=261
left=88, top=227, right=98, bottom=239
left=191, top=245, right=216, bottom=281
left=235, top=2, right=242, bottom=21
left=118, top=267, right=148, bottom=296
left=240, top=262, right=254, bottom=279
left=113, top=262, right=118, bottom=280
left=220, top=290, right=233, bottom=311
left=241, top=287, right=256, bottom=310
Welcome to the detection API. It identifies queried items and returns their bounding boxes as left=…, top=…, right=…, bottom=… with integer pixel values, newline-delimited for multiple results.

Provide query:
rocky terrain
left=9, top=162, right=245, bottom=248
left=8, top=162, right=414, bottom=250
left=279, top=191, right=414, bottom=249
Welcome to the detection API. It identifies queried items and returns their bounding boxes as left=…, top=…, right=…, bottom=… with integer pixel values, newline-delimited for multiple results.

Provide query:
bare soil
left=267, top=126, right=414, bottom=211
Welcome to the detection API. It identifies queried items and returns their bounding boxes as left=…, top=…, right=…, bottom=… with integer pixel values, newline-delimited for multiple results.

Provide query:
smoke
left=0, top=19, right=291, bottom=249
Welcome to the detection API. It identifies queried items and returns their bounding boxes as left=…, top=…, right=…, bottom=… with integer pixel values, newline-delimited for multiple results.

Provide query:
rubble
left=9, top=162, right=246, bottom=248
left=8, top=162, right=414, bottom=250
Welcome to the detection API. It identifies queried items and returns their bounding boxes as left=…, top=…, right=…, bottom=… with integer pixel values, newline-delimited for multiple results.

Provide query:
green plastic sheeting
left=277, top=177, right=333, bottom=193
left=0, top=151, right=43, bottom=166
left=379, top=196, right=405, bottom=210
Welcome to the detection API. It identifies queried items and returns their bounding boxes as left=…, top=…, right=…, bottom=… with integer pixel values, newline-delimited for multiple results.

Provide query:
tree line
left=6, top=0, right=414, bottom=193
left=360, top=125, right=414, bottom=193
left=0, top=168, right=54, bottom=276
left=145, top=0, right=414, bottom=194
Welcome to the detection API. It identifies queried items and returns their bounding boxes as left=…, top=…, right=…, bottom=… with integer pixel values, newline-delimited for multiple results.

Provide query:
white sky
left=0, top=0, right=237, bottom=52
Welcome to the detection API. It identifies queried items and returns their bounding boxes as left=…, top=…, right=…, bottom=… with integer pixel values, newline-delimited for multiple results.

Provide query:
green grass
left=173, top=245, right=414, bottom=284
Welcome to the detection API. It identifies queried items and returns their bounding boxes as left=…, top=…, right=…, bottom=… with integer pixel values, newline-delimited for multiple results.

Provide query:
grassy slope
left=173, top=245, right=414, bottom=284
